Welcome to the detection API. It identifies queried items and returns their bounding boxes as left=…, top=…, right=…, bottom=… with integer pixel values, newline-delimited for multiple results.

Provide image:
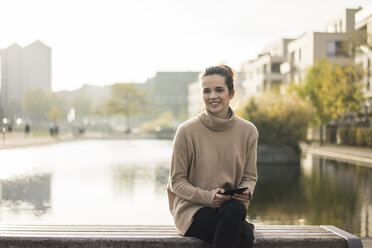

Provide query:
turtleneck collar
left=199, top=107, right=237, bottom=131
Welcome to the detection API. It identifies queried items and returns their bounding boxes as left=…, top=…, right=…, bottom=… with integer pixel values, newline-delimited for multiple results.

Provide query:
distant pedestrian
left=54, top=125, right=59, bottom=137
left=24, top=123, right=31, bottom=137
left=167, top=65, right=258, bottom=248
left=49, top=123, right=55, bottom=137
left=1, top=125, right=6, bottom=141
left=7, top=124, right=12, bottom=133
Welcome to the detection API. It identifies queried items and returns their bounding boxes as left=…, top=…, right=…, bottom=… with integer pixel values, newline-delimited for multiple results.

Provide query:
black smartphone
left=221, top=187, right=248, bottom=196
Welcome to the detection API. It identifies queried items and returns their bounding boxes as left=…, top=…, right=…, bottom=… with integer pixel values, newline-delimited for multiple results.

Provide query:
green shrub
left=326, top=126, right=337, bottom=143
left=348, top=127, right=357, bottom=146
left=237, top=93, right=312, bottom=147
left=365, top=128, right=372, bottom=147
left=338, top=127, right=349, bottom=145
left=355, top=128, right=366, bottom=146
left=339, top=127, right=372, bottom=147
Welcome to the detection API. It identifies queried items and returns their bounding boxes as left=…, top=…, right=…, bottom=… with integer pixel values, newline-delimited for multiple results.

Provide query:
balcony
left=280, top=62, right=296, bottom=74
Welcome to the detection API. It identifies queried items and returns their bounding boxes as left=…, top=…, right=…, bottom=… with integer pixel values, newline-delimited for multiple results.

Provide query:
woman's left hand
left=232, top=190, right=250, bottom=204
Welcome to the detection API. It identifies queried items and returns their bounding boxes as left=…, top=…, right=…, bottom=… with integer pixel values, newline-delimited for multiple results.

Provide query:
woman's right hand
left=213, top=189, right=231, bottom=207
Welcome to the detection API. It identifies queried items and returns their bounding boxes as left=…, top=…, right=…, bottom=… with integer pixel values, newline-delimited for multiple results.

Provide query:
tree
left=22, top=88, right=50, bottom=121
left=141, top=111, right=176, bottom=133
left=73, top=93, right=92, bottom=120
left=49, top=92, right=68, bottom=119
left=48, top=106, right=63, bottom=121
left=289, top=59, right=364, bottom=145
left=237, top=92, right=312, bottom=147
left=105, top=83, right=148, bottom=132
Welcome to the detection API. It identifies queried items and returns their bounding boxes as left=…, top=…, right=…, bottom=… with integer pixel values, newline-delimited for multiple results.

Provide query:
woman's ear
left=229, top=89, right=235, bottom=99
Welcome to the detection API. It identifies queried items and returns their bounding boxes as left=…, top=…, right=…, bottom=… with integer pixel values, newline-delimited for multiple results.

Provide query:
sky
left=0, top=0, right=371, bottom=91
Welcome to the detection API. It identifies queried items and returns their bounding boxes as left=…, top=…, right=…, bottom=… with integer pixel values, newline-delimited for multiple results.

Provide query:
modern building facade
left=281, top=9, right=359, bottom=86
left=187, top=80, right=202, bottom=118
left=240, top=39, right=292, bottom=99
left=0, top=40, right=51, bottom=120
left=354, top=4, right=372, bottom=108
left=144, top=71, right=200, bottom=122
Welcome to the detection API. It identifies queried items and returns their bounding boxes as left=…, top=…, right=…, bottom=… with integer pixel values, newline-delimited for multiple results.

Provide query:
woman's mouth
left=209, top=102, right=220, bottom=106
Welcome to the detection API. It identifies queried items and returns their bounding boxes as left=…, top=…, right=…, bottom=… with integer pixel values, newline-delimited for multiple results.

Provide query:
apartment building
left=354, top=4, right=372, bottom=107
left=144, top=71, right=200, bottom=122
left=0, top=41, right=51, bottom=119
left=187, top=81, right=202, bottom=118
left=240, top=39, right=292, bottom=99
left=281, top=9, right=359, bottom=86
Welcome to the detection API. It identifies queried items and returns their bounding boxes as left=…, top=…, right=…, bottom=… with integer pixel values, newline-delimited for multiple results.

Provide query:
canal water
left=0, top=139, right=370, bottom=237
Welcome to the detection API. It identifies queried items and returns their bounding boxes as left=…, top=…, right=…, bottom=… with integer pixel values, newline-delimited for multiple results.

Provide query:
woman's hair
left=200, top=64, right=236, bottom=93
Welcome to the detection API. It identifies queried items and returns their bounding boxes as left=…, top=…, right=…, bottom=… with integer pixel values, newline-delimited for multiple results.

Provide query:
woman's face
left=201, top=74, right=234, bottom=118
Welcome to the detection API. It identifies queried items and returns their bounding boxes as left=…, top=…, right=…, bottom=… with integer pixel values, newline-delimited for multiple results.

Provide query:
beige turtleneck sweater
left=167, top=109, right=258, bottom=235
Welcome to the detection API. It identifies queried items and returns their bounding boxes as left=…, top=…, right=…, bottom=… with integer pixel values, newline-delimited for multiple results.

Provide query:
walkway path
left=0, top=131, right=156, bottom=150
left=301, top=143, right=372, bottom=168
left=363, top=238, right=372, bottom=248
left=0, top=132, right=74, bottom=150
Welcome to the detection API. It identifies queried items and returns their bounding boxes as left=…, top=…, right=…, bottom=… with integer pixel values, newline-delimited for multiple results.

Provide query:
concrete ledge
left=0, top=224, right=362, bottom=248
left=300, top=143, right=372, bottom=168
left=258, top=144, right=300, bottom=164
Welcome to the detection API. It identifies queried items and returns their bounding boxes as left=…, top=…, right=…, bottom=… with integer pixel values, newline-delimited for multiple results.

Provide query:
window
left=271, top=63, right=281, bottom=73
left=263, top=64, right=267, bottom=74
left=298, top=49, right=302, bottom=61
left=327, top=41, right=351, bottom=57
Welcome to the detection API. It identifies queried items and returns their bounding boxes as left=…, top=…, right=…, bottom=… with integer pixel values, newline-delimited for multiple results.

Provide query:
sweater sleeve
left=168, top=126, right=219, bottom=207
left=239, top=129, right=258, bottom=199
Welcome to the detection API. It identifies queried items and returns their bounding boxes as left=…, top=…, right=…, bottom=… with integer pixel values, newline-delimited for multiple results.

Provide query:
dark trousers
left=185, top=199, right=254, bottom=248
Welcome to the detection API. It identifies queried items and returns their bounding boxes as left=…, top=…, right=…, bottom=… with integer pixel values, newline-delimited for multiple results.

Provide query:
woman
left=167, top=65, right=258, bottom=248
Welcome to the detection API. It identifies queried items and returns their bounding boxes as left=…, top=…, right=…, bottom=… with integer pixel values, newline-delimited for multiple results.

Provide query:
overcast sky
left=0, top=0, right=371, bottom=91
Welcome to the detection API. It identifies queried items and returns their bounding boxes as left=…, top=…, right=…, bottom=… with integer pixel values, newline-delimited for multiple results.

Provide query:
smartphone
left=221, top=187, right=248, bottom=196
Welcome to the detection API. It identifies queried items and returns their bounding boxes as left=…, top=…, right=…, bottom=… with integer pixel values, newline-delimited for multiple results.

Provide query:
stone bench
left=0, top=224, right=363, bottom=248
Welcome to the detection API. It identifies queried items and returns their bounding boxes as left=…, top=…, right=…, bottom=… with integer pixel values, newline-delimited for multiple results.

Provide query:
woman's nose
left=210, top=91, right=217, bottom=98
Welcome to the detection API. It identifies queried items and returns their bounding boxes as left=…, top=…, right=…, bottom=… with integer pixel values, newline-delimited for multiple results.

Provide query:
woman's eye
left=203, top=89, right=210, bottom=93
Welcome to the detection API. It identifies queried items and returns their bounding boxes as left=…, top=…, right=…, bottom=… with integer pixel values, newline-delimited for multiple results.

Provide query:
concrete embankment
left=363, top=238, right=372, bottom=248
left=0, top=134, right=74, bottom=150
left=257, top=144, right=300, bottom=164
left=0, top=131, right=159, bottom=150
left=301, top=143, right=372, bottom=168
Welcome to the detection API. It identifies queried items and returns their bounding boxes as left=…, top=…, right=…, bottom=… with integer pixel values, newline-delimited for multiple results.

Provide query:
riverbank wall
left=300, top=143, right=372, bottom=168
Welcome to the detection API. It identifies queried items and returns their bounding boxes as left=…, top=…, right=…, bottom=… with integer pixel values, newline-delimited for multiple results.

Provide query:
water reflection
left=0, top=174, right=51, bottom=217
left=112, top=163, right=169, bottom=196
left=0, top=140, right=174, bottom=225
left=0, top=140, right=370, bottom=237
left=249, top=154, right=372, bottom=237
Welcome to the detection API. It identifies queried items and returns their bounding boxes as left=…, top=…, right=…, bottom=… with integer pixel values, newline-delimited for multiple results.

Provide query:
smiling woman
left=167, top=65, right=258, bottom=248
left=201, top=65, right=235, bottom=119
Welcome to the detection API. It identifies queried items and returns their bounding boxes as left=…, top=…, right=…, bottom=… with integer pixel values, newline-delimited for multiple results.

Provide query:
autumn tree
left=238, top=92, right=312, bottom=147
left=48, top=92, right=68, bottom=121
left=105, top=83, right=148, bottom=132
left=73, top=93, right=92, bottom=120
left=48, top=106, right=63, bottom=121
left=22, top=88, right=50, bottom=121
left=22, top=88, right=67, bottom=123
left=290, top=59, right=364, bottom=145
